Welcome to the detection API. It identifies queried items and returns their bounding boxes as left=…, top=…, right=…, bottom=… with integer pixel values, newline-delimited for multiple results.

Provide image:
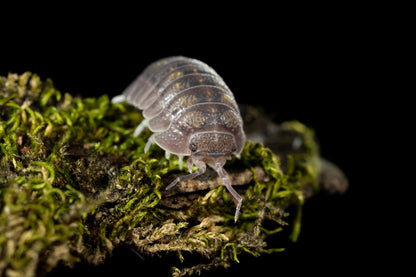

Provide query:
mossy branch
left=0, top=73, right=347, bottom=277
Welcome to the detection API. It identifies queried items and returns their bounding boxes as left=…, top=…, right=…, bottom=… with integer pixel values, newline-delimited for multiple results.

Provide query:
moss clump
left=0, top=72, right=322, bottom=276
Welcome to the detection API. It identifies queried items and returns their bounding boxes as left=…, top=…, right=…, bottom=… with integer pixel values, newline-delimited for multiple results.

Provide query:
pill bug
left=112, top=56, right=246, bottom=222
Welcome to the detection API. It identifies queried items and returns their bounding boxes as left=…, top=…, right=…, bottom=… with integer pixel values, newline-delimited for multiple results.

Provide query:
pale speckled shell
left=122, top=56, right=246, bottom=156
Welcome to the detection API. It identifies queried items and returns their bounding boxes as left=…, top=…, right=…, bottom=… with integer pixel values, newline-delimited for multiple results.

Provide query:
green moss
left=0, top=73, right=321, bottom=276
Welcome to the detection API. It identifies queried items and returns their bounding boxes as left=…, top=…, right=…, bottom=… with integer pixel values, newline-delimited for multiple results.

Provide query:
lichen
left=0, top=72, right=323, bottom=277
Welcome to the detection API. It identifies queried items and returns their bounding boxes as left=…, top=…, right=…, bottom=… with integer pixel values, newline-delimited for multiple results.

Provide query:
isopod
left=112, top=56, right=246, bottom=222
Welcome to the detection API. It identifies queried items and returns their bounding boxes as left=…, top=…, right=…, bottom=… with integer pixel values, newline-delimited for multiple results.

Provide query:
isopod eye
left=189, top=143, right=197, bottom=153
left=231, top=144, right=237, bottom=153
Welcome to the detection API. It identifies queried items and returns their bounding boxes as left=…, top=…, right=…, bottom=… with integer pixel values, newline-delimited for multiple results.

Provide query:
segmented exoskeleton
left=112, top=56, right=246, bottom=222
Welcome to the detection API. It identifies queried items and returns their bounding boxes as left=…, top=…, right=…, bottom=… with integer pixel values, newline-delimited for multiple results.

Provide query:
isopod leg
left=133, top=118, right=150, bottom=137
left=186, top=156, right=193, bottom=173
left=215, top=164, right=242, bottom=223
left=165, top=160, right=206, bottom=190
left=165, top=151, right=171, bottom=160
left=144, top=134, right=155, bottom=153
left=178, top=156, right=184, bottom=171
left=111, top=94, right=126, bottom=104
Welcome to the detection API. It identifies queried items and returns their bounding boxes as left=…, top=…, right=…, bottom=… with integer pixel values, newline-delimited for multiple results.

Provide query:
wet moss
left=1, top=72, right=325, bottom=276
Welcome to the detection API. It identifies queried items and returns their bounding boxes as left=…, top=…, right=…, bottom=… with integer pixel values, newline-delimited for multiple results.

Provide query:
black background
left=1, top=8, right=397, bottom=276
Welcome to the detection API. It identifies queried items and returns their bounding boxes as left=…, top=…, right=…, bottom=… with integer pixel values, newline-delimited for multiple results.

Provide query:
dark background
left=1, top=9, right=396, bottom=276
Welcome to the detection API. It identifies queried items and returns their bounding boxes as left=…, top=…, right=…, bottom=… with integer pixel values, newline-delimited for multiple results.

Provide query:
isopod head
left=166, top=130, right=244, bottom=222
left=188, top=132, right=237, bottom=162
